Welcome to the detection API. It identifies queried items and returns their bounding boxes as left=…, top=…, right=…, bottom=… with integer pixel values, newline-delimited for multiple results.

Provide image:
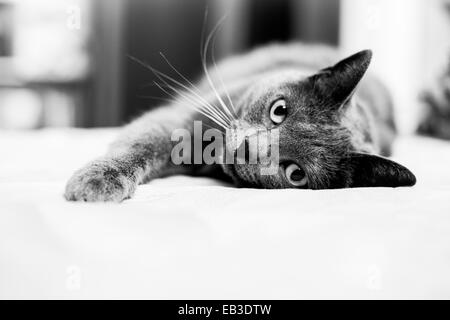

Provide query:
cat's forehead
left=252, top=68, right=315, bottom=94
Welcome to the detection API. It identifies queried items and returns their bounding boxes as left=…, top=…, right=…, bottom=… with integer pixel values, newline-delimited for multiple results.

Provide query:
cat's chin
left=221, top=164, right=259, bottom=188
left=221, top=164, right=242, bottom=186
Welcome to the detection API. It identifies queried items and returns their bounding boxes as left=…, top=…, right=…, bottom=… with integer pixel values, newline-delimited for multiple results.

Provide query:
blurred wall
left=0, top=0, right=341, bottom=128
left=0, top=0, right=90, bottom=129
left=1, top=0, right=448, bottom=131
left=340, top=0, right=450, bottom=134
left=122, top=0, right=339, bottom=123
left=122, top=0, right=208, bottom=123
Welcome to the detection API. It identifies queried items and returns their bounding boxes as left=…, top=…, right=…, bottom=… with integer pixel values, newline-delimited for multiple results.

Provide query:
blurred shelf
left=0, top=58, right=20, bottom=87
left=0, top=80, right=90, bottom=89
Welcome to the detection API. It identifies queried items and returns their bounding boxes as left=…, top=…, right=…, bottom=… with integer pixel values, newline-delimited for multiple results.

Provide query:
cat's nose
left=237, top=136, right=251, bottom=163
left=226, top=120, right=262, bottom=164
left=229, top=120, right=251, bottom=132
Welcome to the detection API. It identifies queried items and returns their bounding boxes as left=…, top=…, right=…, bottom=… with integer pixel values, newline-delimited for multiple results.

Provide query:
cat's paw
left=64, top=160, right=136, bottom=202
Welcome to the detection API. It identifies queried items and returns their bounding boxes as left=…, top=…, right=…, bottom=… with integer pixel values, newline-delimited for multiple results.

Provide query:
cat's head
left=221, top=50, right=416, bottom=189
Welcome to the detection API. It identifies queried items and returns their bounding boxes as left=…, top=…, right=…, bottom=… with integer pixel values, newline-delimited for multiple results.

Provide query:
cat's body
left=65, top=43, right=415, bottom=202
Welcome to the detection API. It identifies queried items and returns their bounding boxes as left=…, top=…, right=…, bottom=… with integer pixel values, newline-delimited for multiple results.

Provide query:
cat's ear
left=345, top=153, right=416, bottom=188
left=311, top=50, right=372, bottom=108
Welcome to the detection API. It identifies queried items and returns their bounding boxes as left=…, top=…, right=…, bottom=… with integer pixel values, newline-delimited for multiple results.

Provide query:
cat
left=65, top=43, right=416, bottom=202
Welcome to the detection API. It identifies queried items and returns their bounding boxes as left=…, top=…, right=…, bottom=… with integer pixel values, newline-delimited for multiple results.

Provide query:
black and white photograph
left=1, top=0, right=450, bottom=302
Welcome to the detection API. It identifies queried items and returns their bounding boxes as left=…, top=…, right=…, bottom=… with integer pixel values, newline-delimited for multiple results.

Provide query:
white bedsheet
left=1, top=128, right=450, bottom=299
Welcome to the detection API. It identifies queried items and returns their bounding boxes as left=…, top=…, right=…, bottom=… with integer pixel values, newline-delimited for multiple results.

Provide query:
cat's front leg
left=64, top=156, right=143, bottom=202
left=65, top=104, right=197, bottom=202
left=64, top=134, right=177, bottom=202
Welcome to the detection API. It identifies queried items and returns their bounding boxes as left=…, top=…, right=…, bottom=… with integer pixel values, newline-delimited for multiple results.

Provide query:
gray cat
left=65, top=43, right=416, bottom=202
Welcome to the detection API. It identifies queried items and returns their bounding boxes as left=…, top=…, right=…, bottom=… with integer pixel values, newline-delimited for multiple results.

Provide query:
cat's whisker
left=173, top=88, right=231, bottom=128
left=147, top=80, right=230, bottom=126
left=202, top=122, right=225, bottom=135
left=201, top=51, right=236, bottom=123
left=155, top=79, right=229, bottom=126
left=156, top=78, right=232, bottom=128
left=199, top=57, right=235, bottom=123
left=211, top=51, right=238, bottom=119
left=138, top=93, right=229, bottom=129
left=209, top=17, right=238, bottom=118
left=158, top=52, right=235, bottom=125
left=128, top=55, right=232, bottom=127
left=154, top=81, right=229, bottom=130
left=160, top=79, right=231, bottom=127
left=159, top=52, right=215, bottom=106
left=133, top=56, right=232, bottom=126
left=200, top=11, right=237, bottom=123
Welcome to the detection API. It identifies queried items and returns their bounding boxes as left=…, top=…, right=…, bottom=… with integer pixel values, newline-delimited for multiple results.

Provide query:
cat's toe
left=64, top=162, right=135, bottom=202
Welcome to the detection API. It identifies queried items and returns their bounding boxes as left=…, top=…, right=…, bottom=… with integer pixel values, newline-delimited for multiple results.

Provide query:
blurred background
left=0, top=0, right=449, bottom=134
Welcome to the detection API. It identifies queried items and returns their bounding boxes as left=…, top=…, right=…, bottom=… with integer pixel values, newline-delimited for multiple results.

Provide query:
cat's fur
left=65, top=43, right=416, bottom=202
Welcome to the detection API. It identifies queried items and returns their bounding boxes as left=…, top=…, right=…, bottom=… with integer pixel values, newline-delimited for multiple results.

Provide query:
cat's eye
left=285, top=163, right=308, bottom=187
left=269, top=99, right=287, bottom=124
